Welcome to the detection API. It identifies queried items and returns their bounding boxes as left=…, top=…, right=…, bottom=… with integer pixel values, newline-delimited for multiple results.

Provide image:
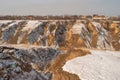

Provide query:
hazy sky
left=0, top=0, right=120, bottom=16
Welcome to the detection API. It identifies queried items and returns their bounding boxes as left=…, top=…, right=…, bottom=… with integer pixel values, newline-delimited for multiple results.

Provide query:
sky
left=0, top=0, right=120, bottom=16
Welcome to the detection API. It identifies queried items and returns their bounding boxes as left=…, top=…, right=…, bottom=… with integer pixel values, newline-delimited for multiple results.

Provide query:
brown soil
left=20, top=32, right=28, bottom=44
left=109, top=23, right=120, bottom=50
left=47, top=34, right=55, bottom=46
left=0, top=28, right=2, bottom=38
left=47, top=48, right=90, bottom=80
left=66, top=34, right=86, bottom=48
left=110, top=32, right=120, bottom=50
left=87, top=22, right=98, bottom=48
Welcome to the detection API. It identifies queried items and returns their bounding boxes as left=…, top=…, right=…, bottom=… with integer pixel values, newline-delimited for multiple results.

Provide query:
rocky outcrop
left=0, top=46, right=60, bottom=80
left=0, top=20, right=120, bottom=50
left=55, top=24, right=66, bottom=47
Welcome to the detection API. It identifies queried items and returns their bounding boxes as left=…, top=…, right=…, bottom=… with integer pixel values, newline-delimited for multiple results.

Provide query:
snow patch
left=119, top=40, right=120, bottom=44
left=0, top=20, right=12, bottom=24
left=72, top=23, right=86, bottom=34
left=63, top=50, right=120, bottom=80
left=22, top=21, right=42, bottom=33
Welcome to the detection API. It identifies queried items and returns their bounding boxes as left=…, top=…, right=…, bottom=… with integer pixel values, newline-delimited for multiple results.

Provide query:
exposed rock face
left=71, top=23, right=90, bottom=48
left=0, top=46, right=59, bottom=80
left=55, top=25, right=66, bottom=47
left=2, top=23, right=17, bottom=42
left=90, top=22, right=110, bottom=49
left=27, top=22, right=44, bottom=44
left=0, top=20, right=120, bottom=50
